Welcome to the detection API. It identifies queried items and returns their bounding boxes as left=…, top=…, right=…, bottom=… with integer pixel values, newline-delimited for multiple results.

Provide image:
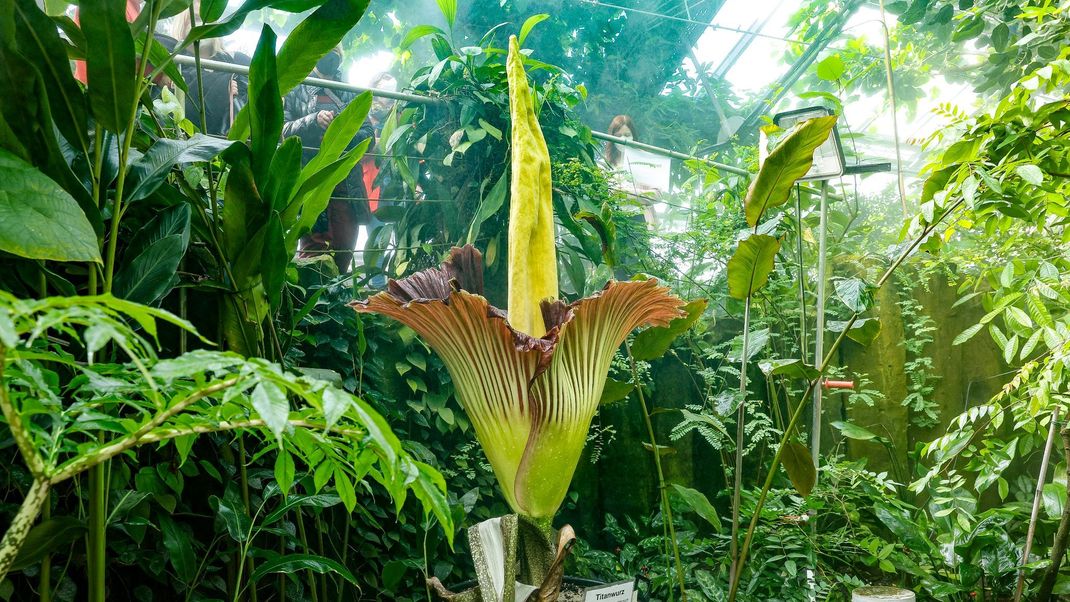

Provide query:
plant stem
left=728, top=296, right=751, bottom=592
left=1016, top=406, right=1060, bottom=601
left=625, top=343, right=687, bottom=602
left=1037, top=427, right=1070, bottom=601
left=40, top=495, right=50, bottom=602
left=0, top=479, right=50, bottom=583
left=726, top=201, right=964, bottom=601
left=296, top=510, right=320, bottom=602
left=238, top=436, right=258, bottom=602
left=90, top=6, right=160, bottom=596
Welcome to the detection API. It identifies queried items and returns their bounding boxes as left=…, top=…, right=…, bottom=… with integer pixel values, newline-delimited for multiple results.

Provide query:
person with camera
left=283, top=47, right=376, bottom=273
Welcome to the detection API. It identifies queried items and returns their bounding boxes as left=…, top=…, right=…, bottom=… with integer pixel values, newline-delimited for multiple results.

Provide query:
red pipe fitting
left=823, top=379, right=855, bottom=390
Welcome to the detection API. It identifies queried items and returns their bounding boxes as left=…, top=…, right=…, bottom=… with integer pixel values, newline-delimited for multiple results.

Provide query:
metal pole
left=172, top=54, right=442, bottom=105
left=811, top=180, right=829, bottom=467
left=591, top=130, right=750, bottom=176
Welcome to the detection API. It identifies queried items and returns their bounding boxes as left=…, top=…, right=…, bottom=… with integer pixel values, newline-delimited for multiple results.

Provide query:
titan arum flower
left=352, top=36, right=684, bottom=522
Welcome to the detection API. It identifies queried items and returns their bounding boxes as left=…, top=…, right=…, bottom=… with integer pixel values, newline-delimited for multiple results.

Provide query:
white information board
left=583, top=579, right=636, bottom=602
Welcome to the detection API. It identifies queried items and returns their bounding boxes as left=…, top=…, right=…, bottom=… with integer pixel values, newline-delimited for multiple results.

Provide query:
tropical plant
left=354, top=35, right=688, bottom=598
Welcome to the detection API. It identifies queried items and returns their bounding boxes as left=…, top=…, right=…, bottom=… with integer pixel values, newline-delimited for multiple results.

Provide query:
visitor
left=172, top=10, right=251, bottom=136
left=603, top=114, right=638, bottom=171
left=602, top=114, right=661, bottom=227
left=283, top=47, right=376, bottom=274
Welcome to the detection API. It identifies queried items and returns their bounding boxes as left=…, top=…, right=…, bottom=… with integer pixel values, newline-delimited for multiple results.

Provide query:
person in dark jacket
left=172, top=11, right=250, bottom=135
left=284, top=47, right=376, bottom=273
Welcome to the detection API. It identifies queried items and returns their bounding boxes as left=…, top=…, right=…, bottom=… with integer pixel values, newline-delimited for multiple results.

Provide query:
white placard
left=617, top=147, right=672, bottom=194
left=583, top=579, right=636, bottom=602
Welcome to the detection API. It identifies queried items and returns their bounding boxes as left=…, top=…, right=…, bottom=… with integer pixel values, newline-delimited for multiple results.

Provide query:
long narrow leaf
left=81, top=0, right=137, bottom=134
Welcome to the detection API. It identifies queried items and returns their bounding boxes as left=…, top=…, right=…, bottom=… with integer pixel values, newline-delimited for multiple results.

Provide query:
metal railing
left=172, top=54, right=751, bottom=177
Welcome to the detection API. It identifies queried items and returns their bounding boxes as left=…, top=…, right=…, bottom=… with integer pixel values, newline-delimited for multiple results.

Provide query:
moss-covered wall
left=830, top=270, right=1007, bottom=473
left=563, top=269, right=1007, bottom=538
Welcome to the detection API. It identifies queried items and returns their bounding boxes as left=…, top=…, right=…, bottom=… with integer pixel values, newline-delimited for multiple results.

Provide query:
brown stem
left=0, top=479, right=50, bottom=583
left=1037, top=426, right=1070, bottom=601
left=49, top=377, right=242, bottom=484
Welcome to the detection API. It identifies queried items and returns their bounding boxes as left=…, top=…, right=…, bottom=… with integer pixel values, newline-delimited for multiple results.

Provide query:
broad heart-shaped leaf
left=0, top=149, right=101, bottom=263
left=251, top=553, right=358, bottom=585
left=248, top=26, right=283, bottom=185
left=828, top=317, right=881, bottom=346
left=126, top=135, right=234, bottom=203
left=727, top=234, right=780, bottom=300
left=112, top=234, right=185, bottom=305
left=13, top=0, right=89, bottom=153
left=671, top=484, right=723, bottom=533
left=781, top=440, right=816, bottom=497
left=833, top=277, right=874, bottom=313
left=80, top=0, right=136, bottom=134
left=10, top=516, right=85, bottom=572
left=745, top=115, right=837, bottom=226
left=631, top=298, right=708, bottom=360
left=275, top=0, right=370, bottom=94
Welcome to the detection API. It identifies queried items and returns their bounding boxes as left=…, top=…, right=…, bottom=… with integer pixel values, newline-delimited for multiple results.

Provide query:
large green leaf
left=745, top=115, right=837, bottom=226
left=260, top=212, right=287, bottom=310
left=126, top=135, right=234, bottom=202
left=631, top=298, right=708, bottom=360
left=250, top=553, right=358, bottom=585
left=758, top=358, right=819, bottom=380
left=124, top=204, right=191, bottom=261
left=80, top=0, right=137, bottom=134
left=248, top=25, right=283, bottom=185
left=264, top=137, right=303, bottom=212
left=830, top=420, right=883, bottom=442
left=671, top=484, right=723, bottom=533
left=833, top=277, right=874, bottom=313
left=10, top=516, right=85, bottom=571
left=252, top=381, right=290, bottom=441
left=158, top=514, right=196, bottom=585
left=112, top=234, right=185, bottom=304
left=200, top=0, right=228, bottom=21
left=285, top=139, right=370, bottom=250
left=183, top=0, right=293, bottom=48
left=0, top=149, right=101, bottom=263
left=13, top=0, right=89, bottom=152
left=781, top=440, right=816, bottom=497
left=263, top=494, right=342, bottom=526
left=726, top=234, right=780, bottom=300
left=299, top=92, right=372, bottom=179
left=467, top=170, right=508, bottom=244
left=134, top=32, right=188, bottom=94
left=0, top=41, right=101, bottom=234
left=211, top=494, right=252, bottom=542
left=275, top=0, right=370, bottom=94
left=828, top=317, right=881, bottom=346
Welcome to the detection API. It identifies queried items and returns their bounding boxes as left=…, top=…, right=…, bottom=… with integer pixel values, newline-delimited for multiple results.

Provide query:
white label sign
left=583, top=580, right=636, bottom=602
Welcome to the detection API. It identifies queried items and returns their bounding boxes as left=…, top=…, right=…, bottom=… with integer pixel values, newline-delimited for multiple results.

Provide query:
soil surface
left=558, top=582, right=586, bottom=602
